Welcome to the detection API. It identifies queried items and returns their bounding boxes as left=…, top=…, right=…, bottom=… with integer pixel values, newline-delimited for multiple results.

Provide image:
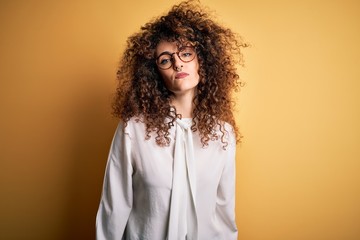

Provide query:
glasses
left=155, top=46, right=196, bottom=70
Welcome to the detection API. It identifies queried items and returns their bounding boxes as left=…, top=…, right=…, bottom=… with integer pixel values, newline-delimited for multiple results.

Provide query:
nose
left=171, top=54, right=183, bottom=70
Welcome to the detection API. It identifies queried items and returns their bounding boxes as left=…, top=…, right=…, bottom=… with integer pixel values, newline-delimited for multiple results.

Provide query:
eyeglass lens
left=156, top=47, right=196, bottom=70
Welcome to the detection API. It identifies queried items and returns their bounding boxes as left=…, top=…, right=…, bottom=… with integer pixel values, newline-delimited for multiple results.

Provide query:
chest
left=130, top=128, right=226, bottom=191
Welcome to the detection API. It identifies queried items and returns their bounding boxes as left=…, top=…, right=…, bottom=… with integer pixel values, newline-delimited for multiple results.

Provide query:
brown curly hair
left=112, top=0, right=247, bottom=148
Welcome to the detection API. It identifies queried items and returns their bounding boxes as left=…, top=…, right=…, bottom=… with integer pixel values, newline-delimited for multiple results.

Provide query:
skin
left=155, top=41, right=200, bottom=118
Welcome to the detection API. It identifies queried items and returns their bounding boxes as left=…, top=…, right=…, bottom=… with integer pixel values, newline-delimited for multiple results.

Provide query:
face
left=155, top=41, right=200, bottom=96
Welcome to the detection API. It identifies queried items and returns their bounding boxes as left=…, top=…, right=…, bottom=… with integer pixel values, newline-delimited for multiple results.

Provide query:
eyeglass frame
left=155, top=46, right=197, bottom=70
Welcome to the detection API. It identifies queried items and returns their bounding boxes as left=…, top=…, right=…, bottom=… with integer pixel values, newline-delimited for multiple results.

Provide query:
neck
left=171, top=90, right=195, bottom=118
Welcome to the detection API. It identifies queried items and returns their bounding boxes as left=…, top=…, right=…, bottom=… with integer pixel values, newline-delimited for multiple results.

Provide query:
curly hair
left=112, top=0, right=247, bottom=148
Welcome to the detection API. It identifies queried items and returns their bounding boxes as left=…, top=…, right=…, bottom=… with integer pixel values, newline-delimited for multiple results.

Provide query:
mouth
left=175, top=72, right=189, bottom=79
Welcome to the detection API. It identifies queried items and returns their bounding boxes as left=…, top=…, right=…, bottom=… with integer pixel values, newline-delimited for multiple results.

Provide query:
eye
left=180, top=51, right=192, bottom=58
left=179, top=47, right=195, bottom=60
left=159, top=58, right=170, bottom=65
left=158, top=55, right=172, bottom=65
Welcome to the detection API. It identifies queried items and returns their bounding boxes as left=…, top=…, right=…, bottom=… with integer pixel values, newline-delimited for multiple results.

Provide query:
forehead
left=155, top=41, right=179, bottom=55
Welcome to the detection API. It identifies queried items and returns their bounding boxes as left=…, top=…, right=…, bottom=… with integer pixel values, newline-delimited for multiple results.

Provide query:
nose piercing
left=175, top=65, right=183, bottom=71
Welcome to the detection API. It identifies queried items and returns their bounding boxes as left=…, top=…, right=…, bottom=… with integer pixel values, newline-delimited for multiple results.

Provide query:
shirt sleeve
left=216, top=129, right=238, bottom=240
left=96, top=122, right=133, bottom=240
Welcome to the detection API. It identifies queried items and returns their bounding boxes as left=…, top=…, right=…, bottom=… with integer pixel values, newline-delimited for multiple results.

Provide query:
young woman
left=96, top=1, right=247, bottom=239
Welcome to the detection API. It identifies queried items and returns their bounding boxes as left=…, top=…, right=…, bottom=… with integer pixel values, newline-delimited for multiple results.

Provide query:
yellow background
left=1, top=0, right=359, bottom=239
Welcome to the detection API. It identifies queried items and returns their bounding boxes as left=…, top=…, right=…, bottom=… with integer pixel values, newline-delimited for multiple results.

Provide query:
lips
left=175, top=72, right=189, bottom=79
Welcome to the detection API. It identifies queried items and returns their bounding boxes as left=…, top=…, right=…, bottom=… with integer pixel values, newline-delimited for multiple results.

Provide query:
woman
left=96, top=1, right=247, bottom=239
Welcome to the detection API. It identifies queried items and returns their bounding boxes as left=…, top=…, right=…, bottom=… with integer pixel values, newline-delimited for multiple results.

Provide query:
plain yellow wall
left=1, top=0, right=359, bottom=239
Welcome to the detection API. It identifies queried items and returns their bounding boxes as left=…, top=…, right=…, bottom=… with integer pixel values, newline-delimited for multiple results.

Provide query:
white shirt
left=96, top=117, right=238, bottom=240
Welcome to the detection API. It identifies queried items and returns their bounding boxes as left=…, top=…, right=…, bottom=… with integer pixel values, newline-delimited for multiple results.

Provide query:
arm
left=96, top=122, right=133, bottom=240
left=216, top=130, right=238, bottom=240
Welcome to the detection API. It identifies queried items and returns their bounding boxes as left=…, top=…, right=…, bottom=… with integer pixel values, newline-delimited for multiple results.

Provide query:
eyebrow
left=156, top=51, right=173, bottom=59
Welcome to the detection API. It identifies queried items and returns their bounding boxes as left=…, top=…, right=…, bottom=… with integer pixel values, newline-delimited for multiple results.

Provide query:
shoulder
left=194, top=120, right=236, bottom=149
left=116, top=117, right=147, bottom=140
left=224, top=122, right=237, bottom=146
left=215, top=120, right=235, bottom=138
left=213, top=121, right=236, bottom=149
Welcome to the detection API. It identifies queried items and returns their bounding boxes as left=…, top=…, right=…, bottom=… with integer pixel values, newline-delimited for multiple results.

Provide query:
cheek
left=193, top=58, right=200, bottom=73
left=194, top=61, right=200, bottom=81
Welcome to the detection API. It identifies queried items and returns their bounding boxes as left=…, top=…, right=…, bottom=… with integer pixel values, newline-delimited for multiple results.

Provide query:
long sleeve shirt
left=96, top=117, right=238, bottom=240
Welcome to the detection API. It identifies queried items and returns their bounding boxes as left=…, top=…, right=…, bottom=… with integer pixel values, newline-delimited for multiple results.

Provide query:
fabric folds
left=167, top=118, right=198, bottom=240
